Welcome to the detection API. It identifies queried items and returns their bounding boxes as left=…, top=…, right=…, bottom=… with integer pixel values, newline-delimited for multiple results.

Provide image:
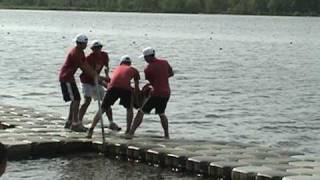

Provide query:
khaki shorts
left=81, top=83, right=105, bottom=100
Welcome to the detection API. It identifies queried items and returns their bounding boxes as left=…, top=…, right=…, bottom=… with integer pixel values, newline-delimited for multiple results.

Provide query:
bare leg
left=127, top=110, right=144, bottom=138
left=87, top=107, right=107, bottom=138
left=159, top=114, right=169, bottom=139
left=64, top=102, right=73, bottom=128
left=79, top=96, right=92, bottom=123
left=126, top=107, right=133, bottom=134
left=67, top=103, right=72, bottom=122
left=105, top=107, right=113, bottom=123
left=71, top=100, right=80, bottom=126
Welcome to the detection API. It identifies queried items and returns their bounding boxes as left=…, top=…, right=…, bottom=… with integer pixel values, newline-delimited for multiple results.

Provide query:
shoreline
left=0, top=6, right=319, bottom=17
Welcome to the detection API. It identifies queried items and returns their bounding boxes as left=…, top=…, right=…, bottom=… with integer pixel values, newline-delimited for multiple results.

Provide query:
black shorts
left=101, top=87, right=132, bottom=109
left=60, top=82, right=81, bottom=102
left=142, top=96, right=170, bottom=114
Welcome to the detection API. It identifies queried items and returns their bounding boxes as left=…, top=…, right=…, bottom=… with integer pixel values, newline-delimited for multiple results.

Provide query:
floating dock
left=0, top=105, right=319, bottom=180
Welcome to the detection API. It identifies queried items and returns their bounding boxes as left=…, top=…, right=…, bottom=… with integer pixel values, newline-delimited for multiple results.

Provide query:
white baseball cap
left=120, top=55, right=131, bottom=64
left=139, top=47, right=155, bottom=58
left=90, top=40, right=103, bottom=49
left=74, top=33, right=88, bottom=43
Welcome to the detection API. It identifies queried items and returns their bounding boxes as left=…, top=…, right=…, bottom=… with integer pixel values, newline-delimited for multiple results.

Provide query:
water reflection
left=4, top=153, right=199, bottom=180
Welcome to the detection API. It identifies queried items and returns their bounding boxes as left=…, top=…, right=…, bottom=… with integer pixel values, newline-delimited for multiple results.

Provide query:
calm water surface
left=0, top=9, right=320, bottom=179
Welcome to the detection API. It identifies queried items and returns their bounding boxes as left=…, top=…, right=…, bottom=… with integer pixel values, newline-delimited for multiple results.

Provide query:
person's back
left=59, top=47, right=85, bottom=83
left=109, top=64, right=139, bottom=91
left=144, top=59, right=171, bottom=97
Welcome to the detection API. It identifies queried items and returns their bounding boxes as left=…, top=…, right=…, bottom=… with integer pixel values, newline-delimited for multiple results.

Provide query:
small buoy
left=210, top=32, right=213, bottom=34
left=89, top=30, right=92, bottom=32
left=7, top=32, right=10, bottom=35
left=219, top=48, right=222, bottom=50
left=62, top=36, right=66, bottom=39
left=290, top=42, right=293, bottom=44
left=132, top=41, right=136, bottom=44
left=209, top=37, right=213, bottom=40
left=144, top=33, right=148, bottom=36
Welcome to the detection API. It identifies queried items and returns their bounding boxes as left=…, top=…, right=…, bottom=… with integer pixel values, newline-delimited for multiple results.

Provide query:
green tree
left=254, top=0, right=269, bottom=14
left=159, top=0, right=186, bottom=13
left=184, top=0, right=201, bottom=13
left=201, top=0, right=228, bottom=13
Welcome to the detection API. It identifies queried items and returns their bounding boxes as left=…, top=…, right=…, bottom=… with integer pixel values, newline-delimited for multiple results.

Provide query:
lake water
left=0, top=9, right=320, bottom=179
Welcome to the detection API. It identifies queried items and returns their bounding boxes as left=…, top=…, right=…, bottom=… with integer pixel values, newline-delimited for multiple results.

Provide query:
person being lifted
left=87, top=55, right=140, bottom=138
left=126, top=47, right=174, bottom=139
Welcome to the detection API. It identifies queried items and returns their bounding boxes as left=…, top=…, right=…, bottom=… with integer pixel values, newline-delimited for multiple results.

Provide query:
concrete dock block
left=127, top=145, right=142, bottom=161
left=107, top=143, right=128, bottom=158
left=256, top=170, right=295, bottom=180
left=265, top=157, right=300, bottom=164
left=289, top=161, right=320, bottom=168
left=5, top=141, right=32, bottom=160
left=165, top=151, right=201, bottom=171
left=92, top=141, right=108, bottom=154
left=231, top=166, right=272, bottom=180
left=209, top=161, right=249, bottom=180
left=31, top=140, right=61, bottom=158
left=127, top=143, right=163, bottom=162
left=287, top=168, right=320, bottom=175
left=239, top=158, right=281, bottom=166
left=263, top=164, right=297, bottom=172
left=59, top=140, right=92, bottom=154
left=282, top=175, right=320, bottom=180
left=145, top=149, right=166, bottom=166
left=186, top=156, right=225, bottom=175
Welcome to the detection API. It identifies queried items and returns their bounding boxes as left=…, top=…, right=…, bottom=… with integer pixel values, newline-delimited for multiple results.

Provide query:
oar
left=95, top=80, right=106, bottom=153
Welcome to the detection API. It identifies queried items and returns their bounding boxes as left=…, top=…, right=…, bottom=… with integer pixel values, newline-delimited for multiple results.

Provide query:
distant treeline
left=0, top=0, right=319, bottom=16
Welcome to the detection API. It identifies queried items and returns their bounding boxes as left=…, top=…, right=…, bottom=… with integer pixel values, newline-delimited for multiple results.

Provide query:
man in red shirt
left=87, top=55, right=140, bottom=138
left=59, top=34, right=98, bottom=132
left=78, top=40, right=109, bottom=124
left=126, top=47, right=174, bottom=139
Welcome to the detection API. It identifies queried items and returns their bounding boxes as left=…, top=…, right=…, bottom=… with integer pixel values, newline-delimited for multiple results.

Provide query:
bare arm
left=104, top=65, right=110, bottom=83
left=168, top=64, right=174, bottom=78
left=80, top=62, right=98, bottom=82
left=133, top=71, right=140, bottom=98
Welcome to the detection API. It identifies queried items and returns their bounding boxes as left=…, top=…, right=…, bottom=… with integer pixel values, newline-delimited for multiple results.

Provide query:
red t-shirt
left=80, top=51, right=109, bottom=85
left=144, top=59, right=172, bottom=97
left=59, top=47, right=85, bottom=83
left=108, top=64, right=140, bottom=91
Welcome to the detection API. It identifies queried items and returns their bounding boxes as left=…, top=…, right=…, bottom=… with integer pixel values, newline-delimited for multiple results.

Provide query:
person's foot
left=86, top=128, right=94, bottom=138
left=79, top=124, right=88, bottom=131
left=109, top=122, right=121, bottom=131
left=64, top=121, right=71, bottom=129
left=124, top=133, right=134, bottom=139
left=70, top=125, right=87, bottom=132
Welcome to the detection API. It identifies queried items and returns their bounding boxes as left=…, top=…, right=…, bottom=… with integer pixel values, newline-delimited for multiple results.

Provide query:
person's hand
left=94, top=75, right=99, bottom=85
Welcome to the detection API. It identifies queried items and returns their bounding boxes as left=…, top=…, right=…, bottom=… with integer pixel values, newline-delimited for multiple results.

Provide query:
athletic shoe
left=64, top=121, right=71, bottom=129
left=109, top=122, right=121, bottom=131
left=70, top=125, right=87, bottom=132
left=79, top=124, right=88, bottom=131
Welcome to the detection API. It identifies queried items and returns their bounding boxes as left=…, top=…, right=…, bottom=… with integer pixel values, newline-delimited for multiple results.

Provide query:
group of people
left=59, top=34, right=174, bottom=139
